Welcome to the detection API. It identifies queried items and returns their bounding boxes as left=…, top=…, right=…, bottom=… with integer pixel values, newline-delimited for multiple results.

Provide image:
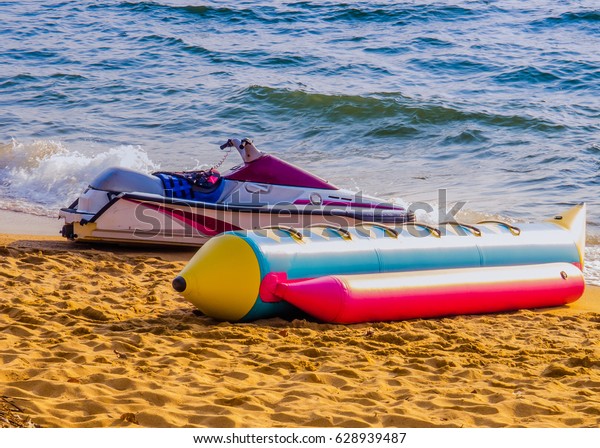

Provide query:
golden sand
left=1, top=234, right=599, bottom=428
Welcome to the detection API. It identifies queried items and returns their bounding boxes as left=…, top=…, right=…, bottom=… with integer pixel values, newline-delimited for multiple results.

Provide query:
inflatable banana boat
left=172, top=203, right=586, bottom=323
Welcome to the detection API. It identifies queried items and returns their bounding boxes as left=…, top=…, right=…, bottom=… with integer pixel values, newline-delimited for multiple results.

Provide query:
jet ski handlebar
left=219, top=138, right=253, bottom=151
left=219, top=138, right=262, bottom=163
left=219, top=140, right=234, bottom=150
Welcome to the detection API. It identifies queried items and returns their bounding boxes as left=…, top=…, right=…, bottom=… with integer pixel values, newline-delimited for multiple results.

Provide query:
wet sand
left=1, top=232, right=599, bottom=428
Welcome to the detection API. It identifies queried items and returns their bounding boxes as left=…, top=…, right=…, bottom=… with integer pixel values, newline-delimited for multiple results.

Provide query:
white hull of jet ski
left=59, top=139, right=413, bottom=246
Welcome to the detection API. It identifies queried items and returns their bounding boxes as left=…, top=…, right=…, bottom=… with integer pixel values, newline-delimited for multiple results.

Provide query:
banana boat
left=172, top=203, right=586, bottom=323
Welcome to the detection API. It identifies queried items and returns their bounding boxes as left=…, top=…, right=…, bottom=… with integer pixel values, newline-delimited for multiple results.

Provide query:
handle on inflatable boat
left=355, top=222, right=399, bottom=238
left=308, top=224, right=352, bottom=240
left=477, top=220, right=521, bottom=236
left=440, top=221, right=482, bottom=237
left=261, top=225, right=304, bottom=241
left=403, top=222, right=442, bottom=238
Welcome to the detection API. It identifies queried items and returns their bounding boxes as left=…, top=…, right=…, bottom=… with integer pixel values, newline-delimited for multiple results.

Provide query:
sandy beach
left=1, top=227, right=600, bottom=428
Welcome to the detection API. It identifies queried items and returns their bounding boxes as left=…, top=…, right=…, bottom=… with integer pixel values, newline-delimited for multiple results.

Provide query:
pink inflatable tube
left=260, top=263, right=585, bottom=323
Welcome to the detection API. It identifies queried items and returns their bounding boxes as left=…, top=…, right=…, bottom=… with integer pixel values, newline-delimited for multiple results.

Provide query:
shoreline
left=0, top=210, right=62, bottom=237
left=1, top=230, right=600, bottom=428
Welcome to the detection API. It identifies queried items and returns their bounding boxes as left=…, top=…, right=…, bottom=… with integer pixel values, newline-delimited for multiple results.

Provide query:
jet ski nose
left=172, top=276, right=187, bottom=293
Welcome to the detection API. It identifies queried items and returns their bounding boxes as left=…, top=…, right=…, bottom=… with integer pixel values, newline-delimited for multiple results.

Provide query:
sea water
left=1, top=1, right=598, bottom=282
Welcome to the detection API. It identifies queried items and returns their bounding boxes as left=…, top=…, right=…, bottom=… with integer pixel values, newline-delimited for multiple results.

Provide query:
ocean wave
left=233, top=86, right=568, bottom=137
left=116, top=1, right=479, bottom=26
left=586, top=143, right=600, bottom=154
left=412, top=57, right=500, bottom=77
left=532, top=10, right=600, bottom=28
left=441, top=129, right=489, bottom=145
left=136, top=34, right=213, bottom=57
left=364, top=123, right=421, bottom=139
left=0, top=73, right=40, bottom=90
left=117, top=1, right=272, bottom=23
left=137, top=34, right=188, bottom=48
left=319, top=3, right=478, bottom=25
left=0, top=139, right=159, bottom=216
left=409, top=37, right=455, bottom=48
left=134, top=32, right=320, bottom=68
left=493, top=66, right=561, bottom=85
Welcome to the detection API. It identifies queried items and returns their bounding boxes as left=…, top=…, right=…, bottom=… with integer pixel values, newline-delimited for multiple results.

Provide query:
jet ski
left=59, top=138, right=414, bottom=246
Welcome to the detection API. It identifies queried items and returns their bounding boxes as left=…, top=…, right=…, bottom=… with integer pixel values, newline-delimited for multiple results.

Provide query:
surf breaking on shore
left=1, top=234, right=599, bottom=428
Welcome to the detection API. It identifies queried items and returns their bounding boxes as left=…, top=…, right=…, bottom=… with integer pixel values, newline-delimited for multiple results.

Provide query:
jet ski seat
left=90, top=167, right=165, bottom=195
left=153, top=170, right=225, bottom=203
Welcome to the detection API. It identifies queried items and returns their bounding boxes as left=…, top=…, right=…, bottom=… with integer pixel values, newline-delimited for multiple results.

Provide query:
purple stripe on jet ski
left=293, top=199, right=400, bottom=210
left=128, top=199, right=242, bottom=236
left=224, top=154, right=337, bottom=190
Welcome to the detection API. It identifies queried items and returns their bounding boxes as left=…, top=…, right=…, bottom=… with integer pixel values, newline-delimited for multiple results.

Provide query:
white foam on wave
left=0, top=139, right=160, bottom=217
left=584, top=247, right=600, bottom=287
